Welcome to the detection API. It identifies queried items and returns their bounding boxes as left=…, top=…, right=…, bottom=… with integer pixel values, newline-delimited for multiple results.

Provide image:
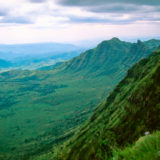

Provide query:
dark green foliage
left=62, top=47, right=160, bottom=160
left=0, top=95, right=17, bottom=110
left=114, top=131, right=160, bottom=160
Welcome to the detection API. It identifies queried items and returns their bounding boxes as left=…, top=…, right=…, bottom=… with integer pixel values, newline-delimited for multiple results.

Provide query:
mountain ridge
left=56, top=38, right=159, bottom=79
left=61, top=46, right=160, bottom=160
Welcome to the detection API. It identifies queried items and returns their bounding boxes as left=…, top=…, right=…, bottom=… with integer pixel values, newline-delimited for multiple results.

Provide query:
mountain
left=0, top=38, right=160, bottom=160
left=57, top=38, right=157, bottom=80
left=144, top=39, right=160, bottom=50
left=61, top=38, right=131, bottom=74
left=0, top=43, right=84, bottom=70
left=61, top=47, right=160, bottom=160
left=0, top=43, right=80, bottom=58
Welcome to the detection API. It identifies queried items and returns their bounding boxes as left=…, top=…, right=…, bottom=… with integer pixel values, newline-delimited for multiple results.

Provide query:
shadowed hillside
left=61, top=47, right=160, bottom=160
left=58, top=38, right=156, bottom=78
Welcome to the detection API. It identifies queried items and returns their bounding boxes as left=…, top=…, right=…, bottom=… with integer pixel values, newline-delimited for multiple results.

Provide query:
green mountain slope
left=59, top=38, right=153, bottom=77
left=61, top=47, right=160, bottom=160
left=0, top=38, right=160, bottom=160
left=144, top=39, right=160, bottom=50
left=61, top=38, right=131, bottom=74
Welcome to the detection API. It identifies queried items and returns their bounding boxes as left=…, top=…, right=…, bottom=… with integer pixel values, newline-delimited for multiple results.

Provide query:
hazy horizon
left=0, top=37, right=160, bottom=48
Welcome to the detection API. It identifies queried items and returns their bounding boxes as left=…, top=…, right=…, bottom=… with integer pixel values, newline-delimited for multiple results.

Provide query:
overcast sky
left=0, top=0, right=160, bottom=44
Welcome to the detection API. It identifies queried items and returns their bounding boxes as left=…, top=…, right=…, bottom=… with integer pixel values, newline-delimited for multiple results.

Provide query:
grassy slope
left=0, top=39, right=160, bottom=159
left=114, top=131, right=160, bottom=160
left=61, top=47, right=160, bottom=160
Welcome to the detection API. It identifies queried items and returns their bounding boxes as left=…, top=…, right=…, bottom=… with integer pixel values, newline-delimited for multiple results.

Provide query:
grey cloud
left=57, top=0, right=160, bottom=7
left=1, top=16, right=32, bottom=24
left=68, top=16, right=138, bottom=25
left=140, top=17, right=160, bottom=21
left=67, top=13, right=160, bottom=25
left=155, top=7, right=160, bottom=12
left=0, top=8, right=9, bottom=16
left=0, top=11, right=7, bottom=16
left=89, top=4, right=140, bottom=13
left=56, top=0, right=160, bottom=24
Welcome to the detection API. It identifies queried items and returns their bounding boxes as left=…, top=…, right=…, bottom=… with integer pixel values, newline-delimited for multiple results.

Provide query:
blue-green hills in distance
left=0, top=43, right=84, bottom=70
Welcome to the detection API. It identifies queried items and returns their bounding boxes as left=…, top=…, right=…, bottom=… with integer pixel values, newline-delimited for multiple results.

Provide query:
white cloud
left=0, top=0, right=159, bottom=44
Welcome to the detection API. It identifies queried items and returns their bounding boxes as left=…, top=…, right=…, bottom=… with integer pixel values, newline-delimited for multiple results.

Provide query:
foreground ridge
left=60, top=47, right=160, bottom=160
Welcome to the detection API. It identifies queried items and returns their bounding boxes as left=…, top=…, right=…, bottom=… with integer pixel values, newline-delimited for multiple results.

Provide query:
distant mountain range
left=0, top=59, right=11, bottom=68
left=0, top=38, right=160, bottom=160
left=0, top=42, right=84, bottom=70
left=0, top=43, right=80, bottom=57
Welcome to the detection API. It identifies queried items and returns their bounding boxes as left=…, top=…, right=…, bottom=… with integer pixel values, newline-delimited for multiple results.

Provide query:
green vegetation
left=60, top=47, right=160, bottom=160
left=114, top=131, right=160, bottom=160
left=0, top=38, right=160, bottom=159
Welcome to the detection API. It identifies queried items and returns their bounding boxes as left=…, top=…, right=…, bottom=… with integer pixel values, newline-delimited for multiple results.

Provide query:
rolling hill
left=0, top=38, right=160, bottom=160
